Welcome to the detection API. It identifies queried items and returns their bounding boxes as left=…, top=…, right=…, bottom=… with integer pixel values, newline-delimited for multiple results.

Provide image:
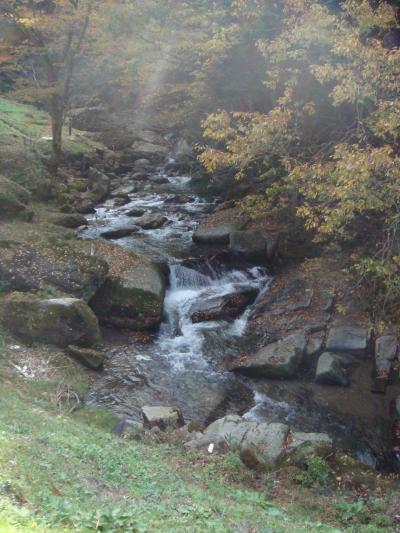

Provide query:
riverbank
left=1, top=98, right=400, bottom=531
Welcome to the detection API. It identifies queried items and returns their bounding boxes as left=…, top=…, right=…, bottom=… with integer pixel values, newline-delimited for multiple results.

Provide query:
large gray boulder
left=142, top=406, right=184, bottom=431
left=315, top=352, right=347, bottom=386
left=240, top=423, right=290, bottom=469
left=192, top=208, right=250, bottom=245
left=233, top=339, right=304, bottom=379
left=131, top=141, right=169, bottom=162
left=189, top=415, right=332, bottom=471
left=326, top=325, right=370, bottom=357
left=88, top=240, right=166, bottom=330
left=1, top=295, right=101, bottom=348
left=229, top=230, right=278, bottom=262
left=193, top=219, right=249, bottom=245
left=204, top=415, right=256, bottom=449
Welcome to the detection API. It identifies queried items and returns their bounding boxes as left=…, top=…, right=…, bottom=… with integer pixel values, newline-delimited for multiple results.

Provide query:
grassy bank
left=0, top=341, right=398, bottom=533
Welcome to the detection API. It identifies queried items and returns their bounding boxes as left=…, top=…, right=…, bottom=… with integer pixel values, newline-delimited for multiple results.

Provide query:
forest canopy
left=1, top=0, right=400, bottom=308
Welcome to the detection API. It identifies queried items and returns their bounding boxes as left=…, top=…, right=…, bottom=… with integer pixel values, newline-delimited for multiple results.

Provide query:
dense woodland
left=1, top=1, right=400, bottom=532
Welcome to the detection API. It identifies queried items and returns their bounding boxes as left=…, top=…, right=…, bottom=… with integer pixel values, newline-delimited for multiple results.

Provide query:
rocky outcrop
left=326, top=325, right=370, bottom=357
left=0, top=176, right=32, bottom=221
left=229, top=230, right=278, bottom=262
left=233, top=338, right=304, bottom=379
left=0, top=294, right=101, bottom=348
left=131, top=141, right=169, bottom=163
left=186, top=415, right=332, bottom=470
left=315, top=352, right=348, bottom=386
left=88, top=240, right=166, bottom=330
left=142, top=406, right=184, bottom=430
left=70, top=106, right=114, bottom=132
left=0, top=229, right=108, bottom=300
left=193, top=208, right=250, bottom=245
left=191, top=288, right=259, bottom=323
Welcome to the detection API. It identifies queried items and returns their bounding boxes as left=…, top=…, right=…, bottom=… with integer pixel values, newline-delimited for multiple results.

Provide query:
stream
left=79, top=163, right=390, bottom=469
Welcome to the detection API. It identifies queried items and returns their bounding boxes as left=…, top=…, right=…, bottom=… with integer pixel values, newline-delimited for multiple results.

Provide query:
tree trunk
left=50, top=95, right=64, bottom=171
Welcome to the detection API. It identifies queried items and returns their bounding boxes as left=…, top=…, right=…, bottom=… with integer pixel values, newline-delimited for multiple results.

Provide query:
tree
left=0, top=0, right=93, bottom=168
left=200, top=0, right=400, bottom=310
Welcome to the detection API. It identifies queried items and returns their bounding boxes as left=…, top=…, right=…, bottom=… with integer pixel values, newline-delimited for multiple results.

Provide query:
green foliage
left=200, top=0, right=400, bottom=310
left=293, top=457, right=332, bottom=488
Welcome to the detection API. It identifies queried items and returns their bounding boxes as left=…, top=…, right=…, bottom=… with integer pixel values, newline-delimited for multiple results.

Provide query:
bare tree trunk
left=48, top=91, right=64, bottom=172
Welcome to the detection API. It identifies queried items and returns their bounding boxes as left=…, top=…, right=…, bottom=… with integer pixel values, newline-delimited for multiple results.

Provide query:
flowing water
left=81, top=166, right=392, bottom=468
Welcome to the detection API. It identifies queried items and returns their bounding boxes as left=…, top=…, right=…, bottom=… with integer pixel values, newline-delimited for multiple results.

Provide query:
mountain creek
left=75, top=156, right=398, bottom=473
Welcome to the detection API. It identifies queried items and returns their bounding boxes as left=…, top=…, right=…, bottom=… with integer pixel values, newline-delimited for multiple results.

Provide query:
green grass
left=0, top=98, right=48, bottom=141
left=0, top=358, right=351, bottom=533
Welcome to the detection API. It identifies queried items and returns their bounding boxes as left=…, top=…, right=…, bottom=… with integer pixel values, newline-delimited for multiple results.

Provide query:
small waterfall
left=157, top=263, right=270, bottom=371
left=169, top=264, right=212, bottom=289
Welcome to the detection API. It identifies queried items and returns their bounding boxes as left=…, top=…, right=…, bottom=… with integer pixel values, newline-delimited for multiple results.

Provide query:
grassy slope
left=0, top=362, right=345, bottom=533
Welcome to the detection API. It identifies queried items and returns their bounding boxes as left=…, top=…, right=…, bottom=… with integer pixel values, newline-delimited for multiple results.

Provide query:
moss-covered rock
left=0, top=224, right=108, bottom=300
left=0, top=175, right=32, bottom=221
left=0, top=294, right=101, bottom=348
left=53, top=213, right=88, bottom=229
left=87, top=240, right=166, bottom=330
left=66, top=345, right=105, bottom=370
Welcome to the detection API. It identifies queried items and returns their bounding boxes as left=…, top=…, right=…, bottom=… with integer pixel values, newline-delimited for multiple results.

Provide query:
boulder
left=136, top=214, right=167, bottom=230
left=240, top=423, right=290, bottom=469
left=193, top=217, right=250, bottom=245
left=66, top=345, right=105, bottom=370
left=280, top=437, right=333, bottom=469
left=126, top=208, right=145, bottom=218
left=305, top=333, right=325, bottom=357
left=70, top=106, right=112, bottom=132
left=229, top=230, right=278, bottom=261
left=0, top=176, right=32, bottom=221
left=133, top=158, right=151, bottom=170
left=233, top=340, right=304, bottom=379
left=0, top=233, right=108, bottom=300
left=87, top=167, right=110, bottom=202
left=191, top=288, right=259, bottom=323
left=113, top=420, right=145, bottom=441
left=1, top=295, right=101, bottom=348
left=53, top=213, right=88, bottom=229
left=141, top=406, right=184, bottom=431
left=375, top=335, right=397, bottom=373
left=100, top=228, right=137, bottom=240
left=315, top=352, right=348, bottom=386
left=326, top=325, right=370, bottom=357
left=131, top=141, right=168, bottom=162
left=204, top=415, right=257, bottom=448
left=113, top=196, right=130, bottom=207
left=88, top=240, right=166, bottom=330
